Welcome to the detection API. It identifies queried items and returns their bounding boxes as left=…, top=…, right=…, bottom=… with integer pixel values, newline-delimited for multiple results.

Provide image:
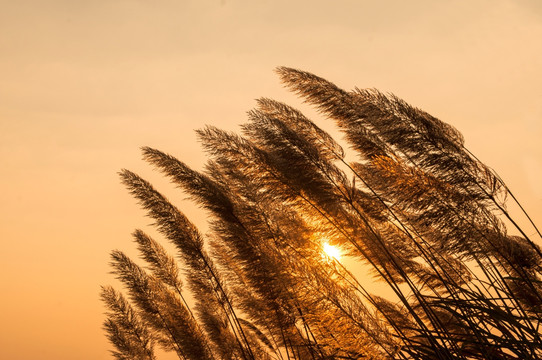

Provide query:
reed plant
left=102, top=68, right=542, bottom=359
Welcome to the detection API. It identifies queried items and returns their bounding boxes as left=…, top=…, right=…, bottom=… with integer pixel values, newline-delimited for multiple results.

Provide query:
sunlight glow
left=323, top=242, right=341, bottom=260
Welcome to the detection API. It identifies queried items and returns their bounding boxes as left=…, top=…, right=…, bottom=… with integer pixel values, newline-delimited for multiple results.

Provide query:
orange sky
left=1, top=1, right=541, bottom=359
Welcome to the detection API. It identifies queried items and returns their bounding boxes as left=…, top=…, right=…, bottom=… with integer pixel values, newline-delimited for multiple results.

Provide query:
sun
left=322, top=242, right=341, bottom=260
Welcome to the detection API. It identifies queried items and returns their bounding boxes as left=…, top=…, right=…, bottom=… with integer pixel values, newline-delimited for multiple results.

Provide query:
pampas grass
left=102, top=68, right=542, bottom=360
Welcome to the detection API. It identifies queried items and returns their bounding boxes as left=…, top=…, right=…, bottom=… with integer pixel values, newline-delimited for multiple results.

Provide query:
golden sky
left=1, top=1, right=541, bottom=359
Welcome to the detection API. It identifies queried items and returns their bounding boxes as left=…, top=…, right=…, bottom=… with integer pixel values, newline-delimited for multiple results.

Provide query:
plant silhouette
left=102, top=68, right=542, bottom=360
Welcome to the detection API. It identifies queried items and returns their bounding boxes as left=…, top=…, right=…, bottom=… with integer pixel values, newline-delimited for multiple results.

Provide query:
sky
left=1, top=1, right=541, bottom=359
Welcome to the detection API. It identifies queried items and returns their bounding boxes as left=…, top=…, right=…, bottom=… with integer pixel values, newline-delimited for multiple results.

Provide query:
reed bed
left=102, top=68, right=542, bottom=360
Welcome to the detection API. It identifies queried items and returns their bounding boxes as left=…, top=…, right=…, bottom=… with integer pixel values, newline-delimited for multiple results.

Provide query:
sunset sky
left=1, top=1, right=541, bottom=359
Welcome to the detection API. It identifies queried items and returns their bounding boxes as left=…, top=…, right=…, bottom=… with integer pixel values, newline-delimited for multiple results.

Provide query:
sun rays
left=322, top=242, right=341, bottom=261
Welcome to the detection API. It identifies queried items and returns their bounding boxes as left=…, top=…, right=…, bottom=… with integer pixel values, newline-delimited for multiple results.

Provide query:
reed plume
left=102, top=67, right=542, bottom=360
